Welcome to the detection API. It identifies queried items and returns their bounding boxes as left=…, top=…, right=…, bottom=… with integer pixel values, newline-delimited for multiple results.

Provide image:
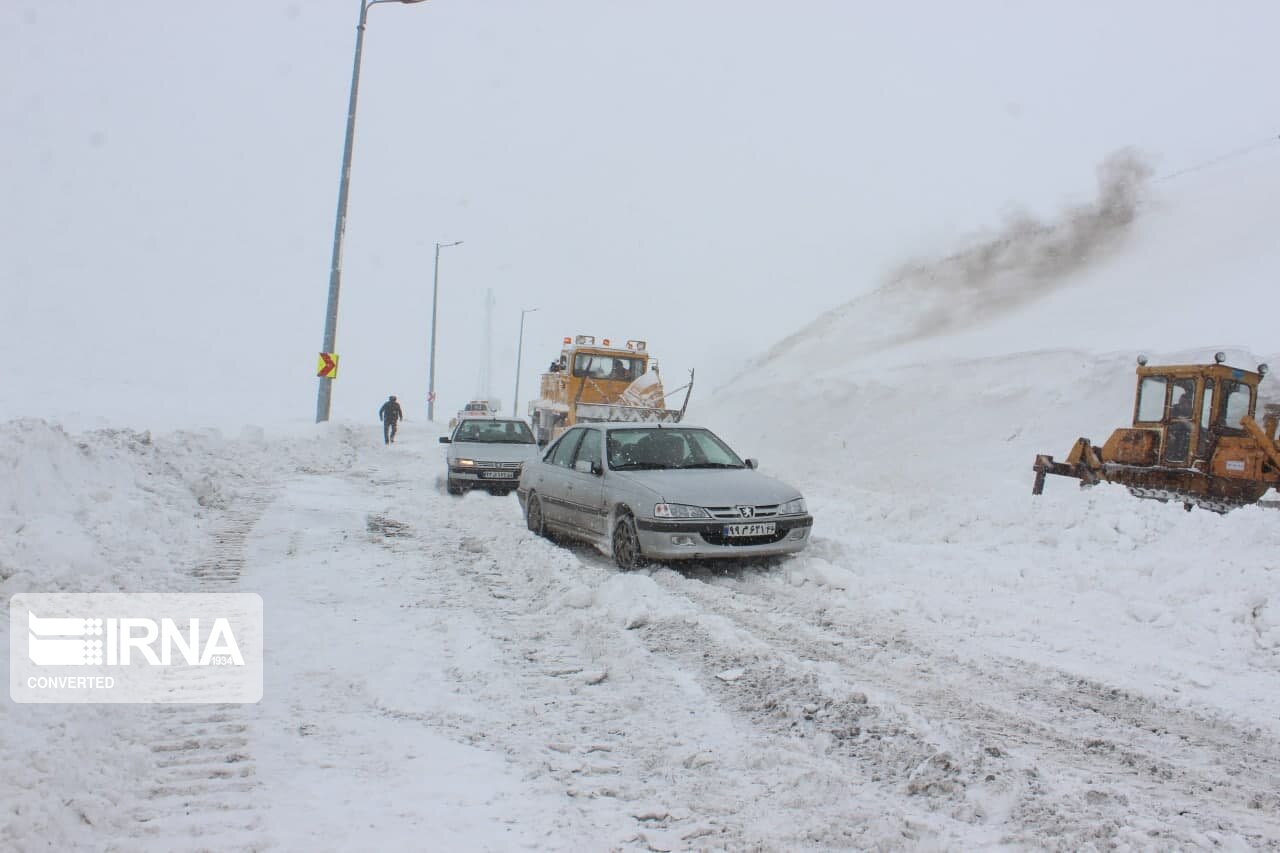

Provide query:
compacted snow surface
left=3, top=407, right=1279, bottom=851
left=4, top=152, right=1280, bottom=850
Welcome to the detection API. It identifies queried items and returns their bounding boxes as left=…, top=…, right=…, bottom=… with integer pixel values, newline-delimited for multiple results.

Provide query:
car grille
left=704, top=504, right=779, bottom=520
left=450, top=460, right=523, bottom=475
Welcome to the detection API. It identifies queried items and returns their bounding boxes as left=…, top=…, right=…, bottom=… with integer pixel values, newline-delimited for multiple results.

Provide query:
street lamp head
left=437, top=240, right=463, bottom=249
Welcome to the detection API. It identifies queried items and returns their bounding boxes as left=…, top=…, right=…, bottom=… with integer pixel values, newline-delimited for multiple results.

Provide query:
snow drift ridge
left=758, top=149, right=1152, bottom=369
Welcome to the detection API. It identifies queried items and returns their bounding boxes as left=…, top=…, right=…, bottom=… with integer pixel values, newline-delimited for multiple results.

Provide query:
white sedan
left=439, top=419, right=540, bottom=496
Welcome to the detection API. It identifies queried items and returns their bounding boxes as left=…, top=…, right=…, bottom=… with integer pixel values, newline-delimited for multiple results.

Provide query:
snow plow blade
left=573, top=402, right=684, bottom=424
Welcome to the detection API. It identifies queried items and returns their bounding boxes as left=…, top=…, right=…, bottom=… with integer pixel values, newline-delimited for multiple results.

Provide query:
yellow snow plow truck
left=528, top=335, right=694, bottom=446
left=1032, top=353, right=1280, bottom=512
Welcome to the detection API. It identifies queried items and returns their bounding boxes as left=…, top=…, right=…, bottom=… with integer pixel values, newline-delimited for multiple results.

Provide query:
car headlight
left=780, top=497, right=807, bottom=515
left=456, top=459, right=476, bottom=467
left=653, top=503, right=711, bottom=519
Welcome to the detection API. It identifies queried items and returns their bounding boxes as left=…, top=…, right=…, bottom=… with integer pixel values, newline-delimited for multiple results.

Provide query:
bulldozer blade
left=1032, top=452, right=1098, bottom=495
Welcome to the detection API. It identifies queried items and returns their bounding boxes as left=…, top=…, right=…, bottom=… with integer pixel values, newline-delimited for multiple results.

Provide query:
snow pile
left=705, top=147, right=1280, bottom=730
left=0, top=419, right=359, bottom=849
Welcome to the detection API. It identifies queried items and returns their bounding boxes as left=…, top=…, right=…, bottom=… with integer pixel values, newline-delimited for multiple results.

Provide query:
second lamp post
left=427, top=239, right=463, bottom=422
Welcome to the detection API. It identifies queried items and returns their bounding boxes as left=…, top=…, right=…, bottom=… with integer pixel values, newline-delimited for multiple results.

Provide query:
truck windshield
left=574, top=355, right=641, bottom=381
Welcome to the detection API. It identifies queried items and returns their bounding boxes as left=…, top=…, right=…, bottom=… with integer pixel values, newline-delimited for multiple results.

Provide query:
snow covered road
left=5, top=421, right=1280, bottom=850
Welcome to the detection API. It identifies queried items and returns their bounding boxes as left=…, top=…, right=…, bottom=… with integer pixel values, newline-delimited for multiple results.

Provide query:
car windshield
left=606, top=428, right=745, bottom=470
left=453, top=420, right=535, bottom=444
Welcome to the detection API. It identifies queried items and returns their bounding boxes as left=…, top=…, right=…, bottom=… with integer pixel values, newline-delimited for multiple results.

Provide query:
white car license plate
left=481, top=471, right=515, bottom=479
left=723, top=522, right=776, bottom=537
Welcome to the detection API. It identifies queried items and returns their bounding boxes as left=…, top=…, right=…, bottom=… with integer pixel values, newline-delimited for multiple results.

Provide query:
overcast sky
left=3, top=1, right=1279, bottom=428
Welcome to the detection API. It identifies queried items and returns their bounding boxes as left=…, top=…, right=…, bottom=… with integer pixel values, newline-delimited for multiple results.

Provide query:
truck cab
left=529, top=336, right=692, bottom=446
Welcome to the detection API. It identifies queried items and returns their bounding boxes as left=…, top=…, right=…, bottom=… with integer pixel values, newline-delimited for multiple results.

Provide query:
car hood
left=615, top=468, right=801, bottom=507
left=448, top=442, right=540, bottom=464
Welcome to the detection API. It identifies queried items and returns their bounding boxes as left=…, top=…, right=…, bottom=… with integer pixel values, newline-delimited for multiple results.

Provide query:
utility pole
left=482, top=288, right=495, bottom=407
left=315, top=0, right=431, bottom=423
left=513, top=307, right=538, bottom=418
left=427, top=239, right=463, bottom=421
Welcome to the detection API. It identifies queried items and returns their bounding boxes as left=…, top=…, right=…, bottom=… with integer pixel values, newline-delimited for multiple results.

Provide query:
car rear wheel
left=526, top=493, right=548, bottom=538
left=612, top=512, right=646, bottom=571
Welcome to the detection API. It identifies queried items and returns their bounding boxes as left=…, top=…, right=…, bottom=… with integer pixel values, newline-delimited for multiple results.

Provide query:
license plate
left=480, top=471, right=515, bottom=479
left=723, top=522, right=776, bottom=537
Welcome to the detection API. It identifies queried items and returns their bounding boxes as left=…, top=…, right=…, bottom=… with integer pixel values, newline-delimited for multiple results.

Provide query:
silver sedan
left=517, top=423, right=813, bottom=569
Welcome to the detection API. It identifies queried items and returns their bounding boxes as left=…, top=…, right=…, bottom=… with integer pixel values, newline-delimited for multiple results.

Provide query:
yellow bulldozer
left=528, top=335, right=694, bottom=446
left=1032, top=354, right=1280, bottom=512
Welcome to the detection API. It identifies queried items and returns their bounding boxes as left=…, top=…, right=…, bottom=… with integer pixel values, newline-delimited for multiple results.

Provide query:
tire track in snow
left=385, top=482, right=1005, bottom=850
left=360, top=465, right=945, bottom=850
left=634, top=557, right=1280, bottom=849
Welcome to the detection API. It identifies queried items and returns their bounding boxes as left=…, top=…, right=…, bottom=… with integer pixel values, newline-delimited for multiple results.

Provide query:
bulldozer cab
left=1033, top=354, right=1278, bottom=512
left=1129, top=363, right=1258, bottom=469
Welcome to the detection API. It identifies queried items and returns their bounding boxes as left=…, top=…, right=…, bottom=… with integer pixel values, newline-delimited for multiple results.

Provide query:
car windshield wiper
left=675, top=462, right=744, bottom=469
left=611, top=462, right=670, bottom=471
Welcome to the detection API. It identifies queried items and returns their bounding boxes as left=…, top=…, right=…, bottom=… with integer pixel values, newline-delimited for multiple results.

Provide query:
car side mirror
left=745, top=458, right=758, bottom=469
left=573, top=459, right=602, bottom=476
left=438, top=436, right=451, bottom=444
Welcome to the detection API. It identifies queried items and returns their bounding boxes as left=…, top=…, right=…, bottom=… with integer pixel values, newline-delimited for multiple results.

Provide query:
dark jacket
left=379, top=400, right=404, bottom=423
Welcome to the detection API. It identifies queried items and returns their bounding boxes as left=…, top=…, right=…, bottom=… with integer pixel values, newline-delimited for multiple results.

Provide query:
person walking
left=378, top=395, right=404, bottom=444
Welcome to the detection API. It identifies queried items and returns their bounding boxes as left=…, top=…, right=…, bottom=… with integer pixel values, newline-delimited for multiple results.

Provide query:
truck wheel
left=446, top=479, right=464, bottom=496
left=612, top=513, right=646, bottom=571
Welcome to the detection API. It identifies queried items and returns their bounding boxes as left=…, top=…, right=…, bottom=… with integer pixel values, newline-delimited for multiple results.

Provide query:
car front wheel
left=612, top=512, right=646, bottom=571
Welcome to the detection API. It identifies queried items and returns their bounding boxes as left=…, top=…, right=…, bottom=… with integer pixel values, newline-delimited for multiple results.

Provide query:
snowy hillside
left=702, top=145, right=1280, bottom=731
left=3, top=146, right=1280, bottom=850
left=739, top=144, right=1280, bottom=378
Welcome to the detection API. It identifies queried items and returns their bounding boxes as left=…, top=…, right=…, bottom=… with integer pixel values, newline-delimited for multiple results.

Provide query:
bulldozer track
left=1127, top=486, right=1253, bottom=514
left=131, top=492, right=273, bottom=851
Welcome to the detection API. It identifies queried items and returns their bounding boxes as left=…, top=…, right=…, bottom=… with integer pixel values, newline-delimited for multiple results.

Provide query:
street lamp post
left=512, top=307, right=539, bottom=418
left=316, top=0, right=431, bottom=424
left=427, top=240, right=463, bottom=422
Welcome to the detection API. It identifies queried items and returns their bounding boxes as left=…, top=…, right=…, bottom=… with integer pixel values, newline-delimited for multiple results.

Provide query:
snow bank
left=705, top=148, right=1280, bottom=731
left=0, top=418, right=360, bottom=849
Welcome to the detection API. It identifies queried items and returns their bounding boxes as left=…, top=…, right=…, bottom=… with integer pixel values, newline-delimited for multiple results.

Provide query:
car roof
left=455, top=417, right=526, bottom=425
left=589, top=423, right=706, bottom=431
